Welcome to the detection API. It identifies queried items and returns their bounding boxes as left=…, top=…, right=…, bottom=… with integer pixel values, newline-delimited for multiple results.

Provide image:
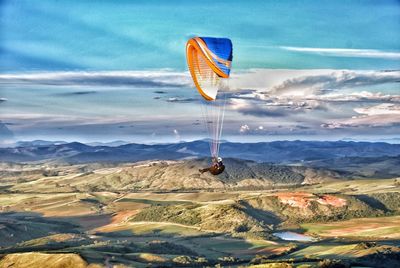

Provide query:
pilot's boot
left=199, top=168, right=207, bottom=174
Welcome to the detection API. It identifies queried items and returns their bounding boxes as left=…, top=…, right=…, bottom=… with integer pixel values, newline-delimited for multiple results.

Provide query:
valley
left=0, top=160, right=400, bottom=267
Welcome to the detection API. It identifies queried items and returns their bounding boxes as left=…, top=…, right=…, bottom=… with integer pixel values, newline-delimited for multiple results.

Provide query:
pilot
left=199, top=157, right=225, bottom=175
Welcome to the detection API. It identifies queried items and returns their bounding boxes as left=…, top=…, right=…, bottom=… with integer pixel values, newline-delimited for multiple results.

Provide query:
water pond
left=273, top=231, right=314, bottom=242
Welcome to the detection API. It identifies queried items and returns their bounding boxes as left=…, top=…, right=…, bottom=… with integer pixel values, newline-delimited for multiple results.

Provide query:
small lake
left=273, top=231, right=314, bottom=242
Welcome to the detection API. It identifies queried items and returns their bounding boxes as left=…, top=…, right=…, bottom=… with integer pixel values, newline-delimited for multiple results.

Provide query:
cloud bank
left=224, top=70, right=399, bottom=120
left=280, top=47, right=400, bottom=60
left=270, top=70, right=400, bottom=95
left=322, top=103, right=400, bottom=129
left=2, top=69, right=400, bottom=141
left=0, top=71, right=191, bottom=88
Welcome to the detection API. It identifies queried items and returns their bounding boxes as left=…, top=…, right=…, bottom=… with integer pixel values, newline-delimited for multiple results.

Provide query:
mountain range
left=1, top=140, right=400, bottom=181
left=1, top=140, right=399, bottom=164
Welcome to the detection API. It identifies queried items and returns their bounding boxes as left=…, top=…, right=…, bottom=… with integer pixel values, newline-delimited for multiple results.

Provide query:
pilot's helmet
left=217, top=157, right=222, bottom=162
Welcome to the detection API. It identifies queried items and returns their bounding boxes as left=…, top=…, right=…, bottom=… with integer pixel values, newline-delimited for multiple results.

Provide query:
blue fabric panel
left=200, top=37, right=233, bottom=76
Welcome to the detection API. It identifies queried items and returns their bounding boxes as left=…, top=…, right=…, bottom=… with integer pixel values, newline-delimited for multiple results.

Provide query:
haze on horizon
left=0, top=0, right=399, bottom=144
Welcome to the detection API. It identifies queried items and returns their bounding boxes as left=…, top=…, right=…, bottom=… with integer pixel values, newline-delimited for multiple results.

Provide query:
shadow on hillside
left=355, top=194, right=389, bottom=212
left=239, top=201, right=282, bottom=226
left=0, top=211, right=115, bottom=250
left=57, top=213, right=114, bottom=232
left=0, top=211, right=80, bottom=249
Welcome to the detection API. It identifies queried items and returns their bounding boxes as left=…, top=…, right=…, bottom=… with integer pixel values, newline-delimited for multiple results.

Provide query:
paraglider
left=186, top=37, right=233, bottom=175
left=199, top=157, right=225, bottom=175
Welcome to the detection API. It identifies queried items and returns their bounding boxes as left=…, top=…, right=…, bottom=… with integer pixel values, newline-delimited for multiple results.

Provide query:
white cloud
left=280, top=46, right=400, bottom=60
left=0, top=71, right=191, bottom=88
left=229, top=69, right=335, bottom=91
left=322, top=103, right=400, bottom=129
left=173, top=129, right=181, bottom=140
left=354, top=103, right=400, bottom=116
left=239, top=124, right=250, bottom=133
left=322, top=114, right=400, bottom=129
left=271, top=70, right=400, bottom=95
left=229, top=94, right=327, bottom=118
left=1, top=113, right=132, bottom=125
left=317, top=91, right=400, bottom=103
left=166, top=97, right=197, bottom=103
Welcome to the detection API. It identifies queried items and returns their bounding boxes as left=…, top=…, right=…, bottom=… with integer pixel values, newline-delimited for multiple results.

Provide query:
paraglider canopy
left=186, top=36, right=233, bottom=161
left=186, top=37, right=233, bottom=101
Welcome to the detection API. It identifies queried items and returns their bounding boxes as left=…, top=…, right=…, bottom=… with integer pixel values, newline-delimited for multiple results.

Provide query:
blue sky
left=0, top=0, right=399, bottom=144
left=2, top=0, right=399, bottom=71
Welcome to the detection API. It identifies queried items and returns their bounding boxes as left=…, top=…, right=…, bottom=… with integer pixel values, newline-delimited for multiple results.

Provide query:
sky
left=0, top=0, right=399, bottom=144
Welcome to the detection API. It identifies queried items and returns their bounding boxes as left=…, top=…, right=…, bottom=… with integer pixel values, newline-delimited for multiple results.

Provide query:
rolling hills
left=1, top=140, right=400, bottom=267
left=1, top=158, right=339, bottom=193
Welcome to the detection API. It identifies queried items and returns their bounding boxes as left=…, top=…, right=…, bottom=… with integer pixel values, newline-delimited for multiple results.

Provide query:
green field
left=302, top=216, right=400, bottom=239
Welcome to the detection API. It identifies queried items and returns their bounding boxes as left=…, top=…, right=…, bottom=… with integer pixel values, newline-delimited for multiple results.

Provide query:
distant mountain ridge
left=1, top=140, right=399, bottom=165
left=306, top=155, right=400, bottom=179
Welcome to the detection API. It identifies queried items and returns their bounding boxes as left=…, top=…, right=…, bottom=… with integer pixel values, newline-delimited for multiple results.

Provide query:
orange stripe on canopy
left=186, top=37, right=232, bottom=101
left=186, top=41, right=214, bottom=101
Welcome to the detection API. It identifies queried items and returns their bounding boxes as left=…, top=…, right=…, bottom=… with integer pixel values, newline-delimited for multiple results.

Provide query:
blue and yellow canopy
left=186, top=37, right=233, bottom=101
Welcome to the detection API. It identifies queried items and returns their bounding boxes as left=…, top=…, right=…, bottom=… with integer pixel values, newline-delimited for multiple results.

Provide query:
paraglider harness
left=199, top=157, right=225, bottom=175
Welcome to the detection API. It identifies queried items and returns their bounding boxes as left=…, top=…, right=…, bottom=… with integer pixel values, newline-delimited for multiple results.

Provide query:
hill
left=0, top=253, right=90, bottom=268
left=305, top=155, right=400, bottom=178
left=3, top=158, right=339, bottom=193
